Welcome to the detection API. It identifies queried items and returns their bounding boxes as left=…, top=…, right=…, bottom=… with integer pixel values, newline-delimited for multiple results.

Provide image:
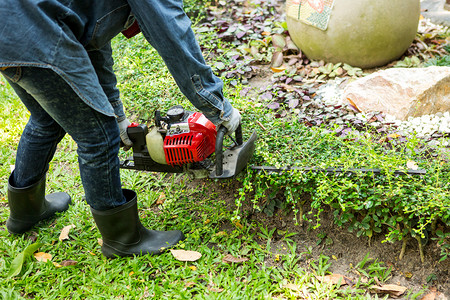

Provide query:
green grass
left=0, top=73, right=426, bottom=299
left=1, top=25, right=448, bottom=300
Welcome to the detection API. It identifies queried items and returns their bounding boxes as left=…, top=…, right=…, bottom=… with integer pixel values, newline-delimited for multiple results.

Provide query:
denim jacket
left=0, top=0, right=232, bottom=124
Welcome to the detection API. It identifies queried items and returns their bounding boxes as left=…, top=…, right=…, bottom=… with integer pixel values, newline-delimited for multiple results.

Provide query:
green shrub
left=424, top=54, right=450, bottom=67
left=236, top=118, right=450, bottom=261
left=183, top=0, right=212, bottom=18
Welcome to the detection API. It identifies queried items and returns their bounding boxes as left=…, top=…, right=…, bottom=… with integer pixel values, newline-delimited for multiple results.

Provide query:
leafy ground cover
left=1, top=0, right=450, bottom=298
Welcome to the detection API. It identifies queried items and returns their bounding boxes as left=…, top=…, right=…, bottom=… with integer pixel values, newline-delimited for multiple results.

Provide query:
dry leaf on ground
left=60, top=260, right=78, bottom=267
left=346, top=98, right=362, bottom=113
left=271, top=65, right=287, bottom=73
left=316, top=274, right=350, bottom=285
left=421, top=292, right=436, bottom=300
left=371, top=284, right=407, bottom=297
left=156, top=193, right=166, bottom=205
left=222, top=254, right=249, bottom=264
left=284, top=283, right=301, bottom=292
left=232, top=219, right=244, bottom=229
left=170, top=249, right=202, bottom=262
left=387, top=133, right=401, bottom=139
left=407, top=160, right=419, bottom=170
left=34, top=252, right=52, bottom=262
left=59, top=224, right=76, bottom=241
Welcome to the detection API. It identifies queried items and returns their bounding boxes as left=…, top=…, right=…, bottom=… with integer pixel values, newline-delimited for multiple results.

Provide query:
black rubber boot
left=91, top=189, right=185, bottom=258
left=6, top=172, right=72, bottom=234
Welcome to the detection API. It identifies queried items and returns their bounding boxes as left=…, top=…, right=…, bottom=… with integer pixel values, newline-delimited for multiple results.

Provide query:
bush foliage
left=236, top=117, right=450, bottom=261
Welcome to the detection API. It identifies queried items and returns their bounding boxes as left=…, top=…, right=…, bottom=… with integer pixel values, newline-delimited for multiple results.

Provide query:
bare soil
left=190, top=175, right=450, bottom=299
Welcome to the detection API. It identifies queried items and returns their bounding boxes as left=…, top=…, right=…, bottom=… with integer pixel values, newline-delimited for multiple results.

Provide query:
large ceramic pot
left=286, top=0, right=420, bottom=68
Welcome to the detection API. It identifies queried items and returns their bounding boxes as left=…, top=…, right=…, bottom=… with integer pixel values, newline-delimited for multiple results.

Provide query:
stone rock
left=342, top=66, right=450, bottom=121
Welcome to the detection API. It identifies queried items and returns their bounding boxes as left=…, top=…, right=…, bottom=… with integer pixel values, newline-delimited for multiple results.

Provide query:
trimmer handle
left=215, top=124, right=243, bottom=177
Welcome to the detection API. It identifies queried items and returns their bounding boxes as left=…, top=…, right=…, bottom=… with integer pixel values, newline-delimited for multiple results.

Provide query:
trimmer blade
left=209, top=130, right=257, bottom=179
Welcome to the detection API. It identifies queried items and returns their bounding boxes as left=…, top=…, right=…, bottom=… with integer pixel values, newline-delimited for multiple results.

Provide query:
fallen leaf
left=316, top=274, right=349, bottom=285
left=222, top=254, right=249, bottom=264
left=185, top=281, right=196, bottom=288
left=407, top=161, right=419, bottom=170
left=272, top=34, right=286, bottom=49
left=59, top=224, right=76, bottom=241
left=53, top=262, right=62, bottom=268
left=7, top=242, right=43, bottom=278
left=256, top=120, right=267, bottom=131
left=421, top=292, right=436, bottom=300
left=170, top=250, right=202, bottom=262
left=208, top=287, right=224, bottom=293
left=98, top=238, right=103, bottom=246
left=387, top=133, right=401, bottom=139
left=60, top=260, right=78, bottom=267
left=404, top=271, right=413, bottom=278
left=215, top=231, right=228, bottom=237
left=285, top=36, right=299, bottom=51
left=284, top=283, right=301, bottom=292
left=346, top=98, right=362, bottom=113
left=156, top=192, right=166, bottom=205
left=267, top=102, right=280, bottom=110
left=371, top=284, right=407, bottom=297
left=279, top=83, right=294, bottom=92
left=232, top=219, right=244, bottom=230
left=34, top=252, right=52, bottom=262
left=271, top=51, right=284, bottom=68
left=271, top=65, right=287, bottom=73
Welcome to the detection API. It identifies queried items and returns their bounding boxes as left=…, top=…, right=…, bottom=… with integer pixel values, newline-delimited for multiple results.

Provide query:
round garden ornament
left=286, top=0, right=421, bottom=68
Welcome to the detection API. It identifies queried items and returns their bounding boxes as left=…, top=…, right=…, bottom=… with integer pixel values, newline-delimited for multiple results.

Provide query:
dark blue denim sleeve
left=88, top=42, right=126, bottom=122
left=126, top=0, right=232, bottom=125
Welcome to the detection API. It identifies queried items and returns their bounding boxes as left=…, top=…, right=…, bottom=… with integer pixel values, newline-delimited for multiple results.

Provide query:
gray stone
left=421, top=0, right=450, bottom=27
left=342, top=66, right=450, bottom=121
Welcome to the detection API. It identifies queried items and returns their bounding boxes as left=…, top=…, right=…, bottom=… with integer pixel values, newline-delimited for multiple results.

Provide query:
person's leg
left=2, top=66, right=125, bottom=210
left=4, top=71, right=66, bottom=188
left=2, top=67, right=72, bottom=233
left=3, top=66, right=184, bottom=254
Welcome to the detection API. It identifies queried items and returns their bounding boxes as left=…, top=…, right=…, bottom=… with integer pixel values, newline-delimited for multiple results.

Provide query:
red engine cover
left=163, top=112, right=216, bottom=166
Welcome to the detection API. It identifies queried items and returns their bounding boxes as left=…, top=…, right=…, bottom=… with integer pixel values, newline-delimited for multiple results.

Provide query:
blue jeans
left=1, top=0, right=233, bottom=126
left=1, top=67, right=125, bottom=210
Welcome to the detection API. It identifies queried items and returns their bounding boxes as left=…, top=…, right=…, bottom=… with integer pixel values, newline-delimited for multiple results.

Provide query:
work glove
left=220, top=108, right=241, bottom=134
left=118, top=119, right=133, bottom=151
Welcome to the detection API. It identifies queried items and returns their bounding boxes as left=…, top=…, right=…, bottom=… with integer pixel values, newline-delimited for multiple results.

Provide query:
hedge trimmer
left=120, top=105, right=427, bottom=178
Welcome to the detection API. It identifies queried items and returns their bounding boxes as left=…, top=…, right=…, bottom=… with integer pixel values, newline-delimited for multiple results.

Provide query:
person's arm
left=126, top=0, right=236, bottom=128
left=88, top=43, right=132, bottom=148
left=87, top=42, right=126, bottom=122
